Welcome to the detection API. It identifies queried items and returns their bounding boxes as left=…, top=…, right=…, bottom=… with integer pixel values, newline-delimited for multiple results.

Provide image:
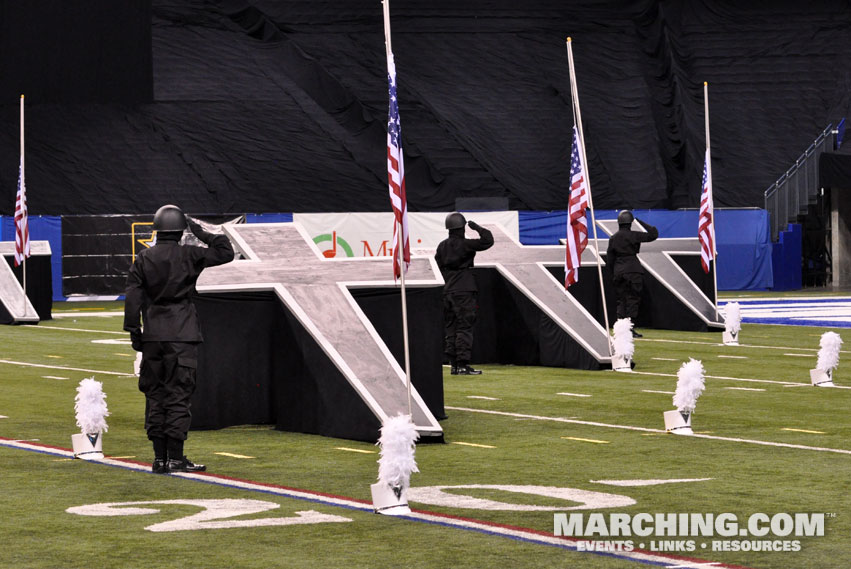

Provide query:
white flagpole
left=704, top=82, right=719, bottom=319
left=566, top=38, right=612, bottom=357
left=20, top=94, right=27, bottom=317
left=383, top=0, right=412, bottom=416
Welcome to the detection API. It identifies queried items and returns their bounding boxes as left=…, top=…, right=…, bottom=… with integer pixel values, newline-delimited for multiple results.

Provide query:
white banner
left=292, top=212, right=519, bottom=259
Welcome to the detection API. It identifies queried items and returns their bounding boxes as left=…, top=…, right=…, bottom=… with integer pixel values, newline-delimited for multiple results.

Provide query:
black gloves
left=467, top=220, right=482, bottom=231
left=187, top=218, right=214, bottom=244
left=130, top=331, right=143, bottom=352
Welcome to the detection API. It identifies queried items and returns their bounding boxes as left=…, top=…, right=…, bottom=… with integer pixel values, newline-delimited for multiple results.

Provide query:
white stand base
left=810, top=369, right=835, bottom=387
left=370, top=482, right=411, bottom=516
left=612, top=354, right=632, bottom=373
left=722, top=331, right=739, bottom=346
left=71, top=432, right=104, bottom=460
left=663, top=410, right=693, bottom=435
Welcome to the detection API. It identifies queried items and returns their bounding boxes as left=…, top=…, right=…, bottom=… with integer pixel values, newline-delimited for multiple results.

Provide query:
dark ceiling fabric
left=1, top=0, right=850, bottom=215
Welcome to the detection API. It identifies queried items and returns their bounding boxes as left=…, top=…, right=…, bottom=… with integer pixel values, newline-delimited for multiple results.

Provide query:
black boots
left=451, top=362, right=482, bottom=375
left=152, top=436, right=207, bottom=473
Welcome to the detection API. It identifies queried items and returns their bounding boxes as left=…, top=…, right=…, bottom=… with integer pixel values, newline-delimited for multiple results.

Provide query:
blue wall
left=1, top=215, right=64, bottom=301
left=518, top=209, right=774, bottom=290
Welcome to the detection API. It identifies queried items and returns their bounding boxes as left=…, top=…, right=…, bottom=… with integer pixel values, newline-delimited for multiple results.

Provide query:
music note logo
left=312, top=231, right=354, bottom=258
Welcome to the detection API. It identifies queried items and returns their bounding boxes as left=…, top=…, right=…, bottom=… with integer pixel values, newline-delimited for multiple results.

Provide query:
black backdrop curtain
left=1, top=0, right=850, bottom=215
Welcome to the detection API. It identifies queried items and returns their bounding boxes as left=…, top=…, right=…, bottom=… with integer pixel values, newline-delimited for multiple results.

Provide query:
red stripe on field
left=1, top=436, right=756, bottom=568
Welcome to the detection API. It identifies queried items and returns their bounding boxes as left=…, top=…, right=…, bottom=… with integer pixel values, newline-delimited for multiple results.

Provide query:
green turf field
left=1, top=302, right=849, bottom=568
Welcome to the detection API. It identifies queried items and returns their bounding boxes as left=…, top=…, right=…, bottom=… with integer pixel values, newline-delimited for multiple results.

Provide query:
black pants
left=443, top=291, right=477, bottom=364
left=614, top=272, right=644, bottom=321
left=139, top=342, right=198, bottom=441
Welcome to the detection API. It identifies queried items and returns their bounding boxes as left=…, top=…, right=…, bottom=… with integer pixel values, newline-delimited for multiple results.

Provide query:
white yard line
left=0, top=359, right=131, bottom=377
left=52, top=311, right=125, bottom=318
left=630, top=370, right=851, bottom=389
left=639, top=338, right=849, bottom=354
left=18, top=325, right=125, bottom=335
left=445, top=407, right=851, bottom=455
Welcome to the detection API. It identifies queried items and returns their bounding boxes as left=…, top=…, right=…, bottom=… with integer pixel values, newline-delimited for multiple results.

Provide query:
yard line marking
left=590, top=478, right=713, bottom=487
left=556, top=392, right=592, bottom=398
left=782, top=428, right=825, bottom=434
left=561, top=436, right=608, bottom=444
left=52, top=311, right=124, bottom=318
left=651, top=357, right=678, bottom=361
left=717, top=355, right=748, bottom=359
left=783, top=384, right=815, bottom=388
left=113, top=353, right=135, bottom=357
left=0, top=415, right=6, bottom=419
left=630, top=370, right=851, bottom=389
left=0, top=437, right=758, bottom=569
left=640, top=338, right=850, bottom=354
left=46, top=355, right=63, bottom=359
left=445, top=407, right=851, bottom=455
left=42, top=376, right=69, bottom=380
left=784, top=353, right=813, bottom=357
left=723, top=387, right=765, bottom=392
left=451, top=442, right=496, bottom=449
left=214, top=452, right=257, bottom=459
left=642, top=390, right=674, bottom=395
left=18, top=325, right=126, bottom=335
left=466, top=396, right=500, bottom=401
left=0, top=359, right=131, bottom=377
left=334, top=447, right=375, bottom=454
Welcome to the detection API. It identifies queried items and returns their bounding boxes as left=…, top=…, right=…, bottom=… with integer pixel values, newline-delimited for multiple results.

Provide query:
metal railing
left=764, top=124, right=833, bottom=241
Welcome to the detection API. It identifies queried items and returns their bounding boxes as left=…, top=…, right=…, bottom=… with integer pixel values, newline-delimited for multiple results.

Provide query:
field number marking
left=561, top=436, right=609, bottom=444
left=66, top=499, right=352, bottom=532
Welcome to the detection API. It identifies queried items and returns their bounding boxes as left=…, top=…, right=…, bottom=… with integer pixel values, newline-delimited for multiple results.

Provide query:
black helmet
left=153, top=205, right=187, bottom=232
left=445, top=212, right=466, bottom=230
left=617, top=210, right=634, bottom=226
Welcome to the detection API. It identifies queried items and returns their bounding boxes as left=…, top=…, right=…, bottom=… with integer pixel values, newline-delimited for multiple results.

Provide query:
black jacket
left=434, top=224, right=494, bottom=293
left=606, top=219, right=658, bottom=277
left=124, top=229, right=234, bottom=342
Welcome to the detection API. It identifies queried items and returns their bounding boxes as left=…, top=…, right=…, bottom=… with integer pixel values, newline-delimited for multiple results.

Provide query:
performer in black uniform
left=606, top=210, right=658, bottom=338
left=124, top=205, right=234, bottom=473
left=434, top=212, right=494, bottom=375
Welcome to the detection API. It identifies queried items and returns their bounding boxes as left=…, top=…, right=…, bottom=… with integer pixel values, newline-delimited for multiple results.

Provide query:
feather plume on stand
left=371, top=414, right=419, bottom=514
left=611, top=318, right=635, bottom=372
left=722, top=302, right=741, bottom=345
left=664, top=359, right=706, bottom=435
left=811, top=331, right=842, bottom=387
left=72, top=377, right=109, bottom=460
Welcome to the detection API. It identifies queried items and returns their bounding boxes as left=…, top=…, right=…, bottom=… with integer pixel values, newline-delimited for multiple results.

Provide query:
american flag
left=698, top=148, right=715, bottom=273
left=565, top=126, right=588, bottom=287
left=386, top=52, right=410, bottom=278
left=14, top=157, right=29, bottom=267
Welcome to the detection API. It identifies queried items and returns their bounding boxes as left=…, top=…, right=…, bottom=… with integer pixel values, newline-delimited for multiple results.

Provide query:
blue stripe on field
left=0, top=439, right=711, bottom=568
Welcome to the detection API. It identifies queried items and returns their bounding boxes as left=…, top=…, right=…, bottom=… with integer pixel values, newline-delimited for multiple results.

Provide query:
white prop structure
left=722, top=302, right=741, bottom=345
left=810, top=331, right=842, bottom=387
left=371, top=414, right=419, bottom=515
left=611, top=318, right=635, bottom=372
left=664, top=359, right=706, bottom=435
left=72, top=377, right=109, bottom=460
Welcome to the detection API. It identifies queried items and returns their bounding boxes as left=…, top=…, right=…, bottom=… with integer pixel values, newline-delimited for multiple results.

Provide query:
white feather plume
left=816, top=331, right=843, bottom=372
left=376, top=414, right=419, bottom=489
left=672, top=359, right=706, bottom=413
left=723, top=302, right=741, bottom=335
left=612, top=318, right=635, bottom=359
left=74, top=377, right=109, bottom=434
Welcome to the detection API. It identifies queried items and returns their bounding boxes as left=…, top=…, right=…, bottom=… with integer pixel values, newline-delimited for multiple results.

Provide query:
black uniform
left=434, top=222, right=494, bottom=369
left=606, top=219, right=658, bottom=321
left=124, top=223, right=234, bottom=450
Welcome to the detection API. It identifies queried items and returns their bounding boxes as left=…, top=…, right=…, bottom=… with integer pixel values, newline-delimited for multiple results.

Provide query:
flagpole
left=20, top=94, right=27, bottom=317
left=704, top=82, right=718, bottom=319
left=566, top=38, right=612, bottom=357
left=383, top=0, right=413, bottom=416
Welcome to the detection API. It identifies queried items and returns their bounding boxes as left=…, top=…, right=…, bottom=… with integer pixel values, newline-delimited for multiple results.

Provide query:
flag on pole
left=565, top=126, right=589, bottom=287
left=14, top=157, right=29, bottom=267
left=386, top=52, right=410, bottom=278
left=698, top=148, right=715, bottom=273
